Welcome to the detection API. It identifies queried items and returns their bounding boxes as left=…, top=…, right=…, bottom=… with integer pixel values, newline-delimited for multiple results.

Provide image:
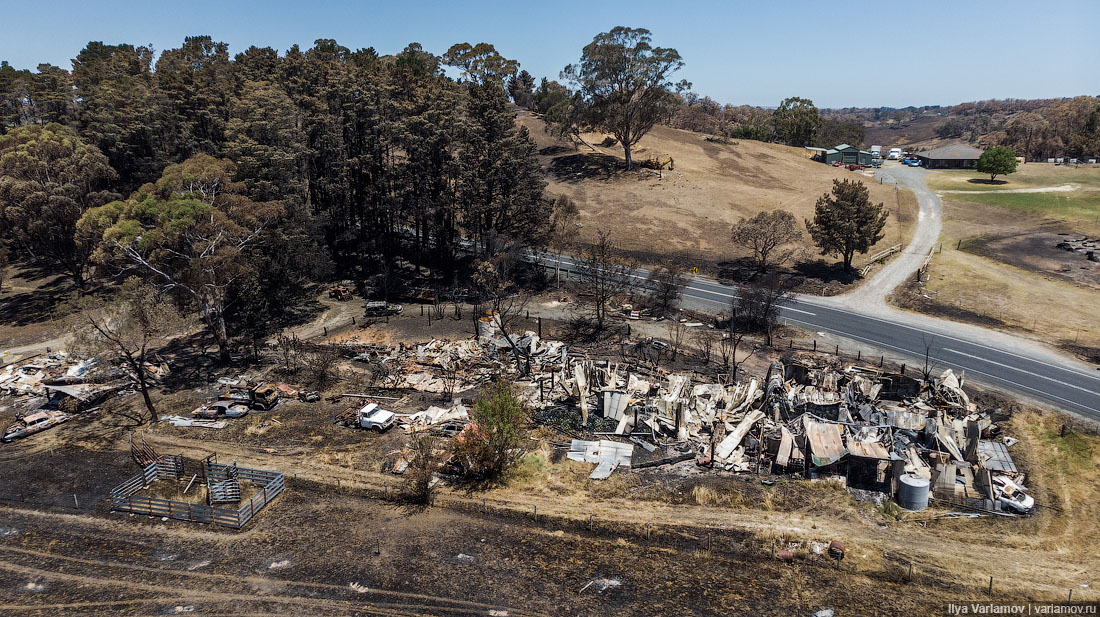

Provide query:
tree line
left=2, top=29, right=897, bottom=374
left=1, top=36, right=552, bottom=360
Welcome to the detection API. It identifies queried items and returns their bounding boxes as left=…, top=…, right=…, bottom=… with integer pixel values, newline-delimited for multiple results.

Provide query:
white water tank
left=897, top=474, right=930, bottom=511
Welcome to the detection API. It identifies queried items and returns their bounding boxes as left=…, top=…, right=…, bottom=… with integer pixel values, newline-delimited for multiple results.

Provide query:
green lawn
left=925, top=163, right=1100, bottom=192
left=950, top=191, right=1100, bottom=224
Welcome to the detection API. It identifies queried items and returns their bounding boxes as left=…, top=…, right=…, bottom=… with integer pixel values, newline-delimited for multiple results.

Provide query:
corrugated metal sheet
left=887, top=410, right=927, bottom=431
left=847, top=438, right=891, bottom=460
left=567, top=439, right=633, bottom=467
left=803, top=417, right=848, bottom=466
left=978, top=440, right=1017, bottom=473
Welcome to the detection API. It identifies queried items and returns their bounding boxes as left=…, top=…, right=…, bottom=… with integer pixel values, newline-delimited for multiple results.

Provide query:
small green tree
left=805, top=179, right=889, bottom=272
left=975, top=146, right=1017, bottom=182
left=453, top=381, right=529, bottom=483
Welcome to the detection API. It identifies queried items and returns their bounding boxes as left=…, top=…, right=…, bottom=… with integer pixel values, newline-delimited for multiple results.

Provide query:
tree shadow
left=538, top=145, right=574, bottom=156
left=561, top=317, right=629, bottom=345
left=967, top=178, right=1008, bottom=185
left=0, top=265, right=75, bottom=327
left=792, top=260, right=862, bottom=285
left=548, top=152, right=622, bottom=182
left=716, top=258, right=759, bottom=284
left=154, top=332, right=225, bottom=393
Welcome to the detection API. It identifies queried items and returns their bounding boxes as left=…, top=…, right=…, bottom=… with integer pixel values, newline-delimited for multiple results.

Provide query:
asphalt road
left=533, top=252, right=1100, bottom=422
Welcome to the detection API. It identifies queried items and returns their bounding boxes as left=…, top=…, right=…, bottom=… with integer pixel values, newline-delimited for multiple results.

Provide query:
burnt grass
left=0, top=378, right=1046, bottom=617
left=0, top=305, right=1059, bottom=614
left=0, top=440, right=1024, bottom=617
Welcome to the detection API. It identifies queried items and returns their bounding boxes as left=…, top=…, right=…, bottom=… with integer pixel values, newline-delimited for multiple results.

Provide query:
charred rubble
left=334, top=312, right=1032, bottom=516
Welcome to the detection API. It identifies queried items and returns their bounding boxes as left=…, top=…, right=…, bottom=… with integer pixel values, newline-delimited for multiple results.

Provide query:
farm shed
left=806, top=144, right=873, bottom=166
left=915, top=144, right=985, bottom=169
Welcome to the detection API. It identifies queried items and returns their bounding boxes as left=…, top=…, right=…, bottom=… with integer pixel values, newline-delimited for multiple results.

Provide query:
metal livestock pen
left=109, top=457, right=284, bottom=529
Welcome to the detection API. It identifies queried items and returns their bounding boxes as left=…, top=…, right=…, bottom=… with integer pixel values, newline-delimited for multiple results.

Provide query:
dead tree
left=301, top=345, right=341, bottom=391
left=668, top=321, right=687, bottom=360
left=694, top=329, right=715, bottom=365
left=645, top=263, right=686, bottom=317
left=548, top=194, right=580, bottom=289
left=920, top=335, right=940, bottom=381
left=575, top=229, right=637, bottom=331
left=474, top=247, right=533, bottom=374
left=275, top=330, right=299, bottom=373
left=722, top=295, right=762, bottom=380
left=734, top=275, right=794, bottom=346
left=68, top=277, right=183, bottom=423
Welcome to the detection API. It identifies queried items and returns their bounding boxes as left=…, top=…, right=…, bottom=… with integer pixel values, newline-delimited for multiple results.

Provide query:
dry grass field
left=519, top=112, right=918, bottom=278
left=895, top=163, right=1100, bottom=356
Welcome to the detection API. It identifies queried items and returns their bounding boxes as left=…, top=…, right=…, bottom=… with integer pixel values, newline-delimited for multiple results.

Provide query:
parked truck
left=335, top=402, right=396, bottom=432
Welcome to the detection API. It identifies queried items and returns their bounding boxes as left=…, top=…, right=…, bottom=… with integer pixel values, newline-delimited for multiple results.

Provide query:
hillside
left=829, top=96, right=1100, bottom=156
left=862, top=114, right=956, bottom=150
left=519, top=111, right=915, bottom=277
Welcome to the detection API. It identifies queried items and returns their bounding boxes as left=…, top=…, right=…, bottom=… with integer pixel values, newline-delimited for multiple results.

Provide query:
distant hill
left=824, top=96, right=1100, bottom=157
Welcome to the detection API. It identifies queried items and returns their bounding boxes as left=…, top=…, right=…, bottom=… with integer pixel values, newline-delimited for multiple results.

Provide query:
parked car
left=192, top=400, right=249, bottom=419
left=908, top=159, right=922, bottom=167
left=218, top=381, right=280, bottom=411
left=2, top=410, right=69, bottom=443
left=364, top=301, right=402, bottom=317
left=998, top=489, right=1035, bottom=514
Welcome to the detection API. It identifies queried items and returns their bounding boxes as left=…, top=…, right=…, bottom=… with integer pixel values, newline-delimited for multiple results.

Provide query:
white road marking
left=781, top=318, right=1100, bottom=416
left=942, top=348, right=1100, bottom=397
left=808, top=307, right=1100, bottom=384
left=538, top=252, right=1100, bottom=386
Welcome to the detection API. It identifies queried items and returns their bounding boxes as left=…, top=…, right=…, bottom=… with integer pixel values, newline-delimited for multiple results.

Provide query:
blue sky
left=1, top=0, right=1096, bottom=108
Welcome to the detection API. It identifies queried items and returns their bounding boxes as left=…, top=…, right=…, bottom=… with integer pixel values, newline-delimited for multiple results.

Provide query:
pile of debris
left=325, top=312, right=1030, bottom=515
left=1, top=351, right=164, bottom=443
left=1056, top=235, right=1099, bottom=263
left=540, top=357, right=1031, bottom=515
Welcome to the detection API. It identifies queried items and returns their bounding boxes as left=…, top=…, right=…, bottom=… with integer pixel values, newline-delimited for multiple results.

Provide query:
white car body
left=887, top=148, right=903, bottom=160
left=998, top=491, right=1035, bottom=513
